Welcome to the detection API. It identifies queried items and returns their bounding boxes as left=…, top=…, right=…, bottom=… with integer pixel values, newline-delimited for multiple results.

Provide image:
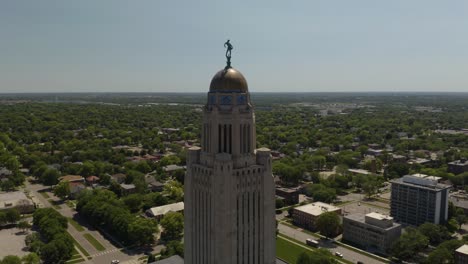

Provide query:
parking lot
left=0, top=227, right=31, bottom=258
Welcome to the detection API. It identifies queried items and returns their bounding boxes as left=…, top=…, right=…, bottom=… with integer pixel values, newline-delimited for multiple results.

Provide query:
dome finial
left=224, top=39, right=233, bottom=69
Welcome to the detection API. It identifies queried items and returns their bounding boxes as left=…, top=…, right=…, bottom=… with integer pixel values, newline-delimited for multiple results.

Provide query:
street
left=278, top=223, right=387, bottom=264
left=25, top=179, right=146, bottom=264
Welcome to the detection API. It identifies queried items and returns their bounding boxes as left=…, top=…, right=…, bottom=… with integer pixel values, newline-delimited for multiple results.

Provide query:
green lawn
left=277, top=235, right=354, bottom=264
left=48, top=199, right=62, bottom=209
left=39, top=191, right=50, bottom=198
left=66, top=258, right=85, bottom=264
left=67, top=232, right=90, bottom=257
left=276, top=236, right=308, bottom=264
left=66, top=200, right=77, bottom=209
left=68, top=218, right=85, bottom=232
left=83, top=233, right=106, bottom=251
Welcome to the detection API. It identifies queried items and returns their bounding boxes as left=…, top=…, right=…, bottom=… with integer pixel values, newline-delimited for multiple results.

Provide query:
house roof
left=163, top=165, right=185, bottom=172
left=59, top=175, right=84, bottom=182
left=120, top=183, right=136, bottom=190
left=86, top=176, right=100, bottom=182
left=68, top=182, right=86, bottom=195
left=146, top=202, right=184, bottom=217
left=112, top=173, right=126, bottom=179
left=0, top=167, right=12, bottom=176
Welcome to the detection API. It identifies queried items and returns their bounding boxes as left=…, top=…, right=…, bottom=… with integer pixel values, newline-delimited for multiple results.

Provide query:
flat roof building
left=390, top=174, right=451, bottom=225
left=449, top=159, right=468, bottom=175
left=0, top=191, right=35, bottom=214
left=275, top=187, right=300, bottom=205
left=146, top=202, right=184, bottom=220
left=343, top=212, right=401, bottom=254
left=292, top=202, right=341, bottom=231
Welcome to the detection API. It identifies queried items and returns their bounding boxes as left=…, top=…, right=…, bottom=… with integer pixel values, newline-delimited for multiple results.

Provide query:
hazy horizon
left=1, top=1, right=468, bottom=93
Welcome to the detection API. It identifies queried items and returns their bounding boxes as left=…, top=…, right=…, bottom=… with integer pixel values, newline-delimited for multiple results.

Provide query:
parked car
left=335, top=252, right=343, bottom=258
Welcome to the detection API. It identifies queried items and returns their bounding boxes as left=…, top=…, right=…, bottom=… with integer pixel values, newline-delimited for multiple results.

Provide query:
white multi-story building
left=184, top=60, right=276, bottom=264
left=390, top=174, right=451, bottom=225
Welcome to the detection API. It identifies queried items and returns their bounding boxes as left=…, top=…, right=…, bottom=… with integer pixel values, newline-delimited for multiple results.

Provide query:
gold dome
left=209, top=68, right=248, bottom=93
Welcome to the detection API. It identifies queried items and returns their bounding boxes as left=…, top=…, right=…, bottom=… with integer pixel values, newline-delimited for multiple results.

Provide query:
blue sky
left=1, top=1, right=468, bottom=93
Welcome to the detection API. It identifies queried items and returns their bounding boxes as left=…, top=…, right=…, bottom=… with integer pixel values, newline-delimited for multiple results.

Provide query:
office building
left=390, top=174, right=451, bottom=225
left=343, top=212, right=401, bottom=254
left=292, top=202, right=341, bottom=231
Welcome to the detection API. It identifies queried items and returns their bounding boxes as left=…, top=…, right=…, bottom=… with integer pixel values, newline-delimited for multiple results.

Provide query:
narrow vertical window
left=223, top=124, right=227, bottom=152
left=229, top=124, right=232, bottom=154
left=218, top=124, right=221, bottom=153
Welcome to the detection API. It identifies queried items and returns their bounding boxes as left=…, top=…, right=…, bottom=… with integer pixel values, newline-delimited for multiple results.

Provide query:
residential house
left=145, top=202, right=184, bottom=220
left=120, top=183, right=136, bottom=195
left=111, top=173, right=126, bottom=184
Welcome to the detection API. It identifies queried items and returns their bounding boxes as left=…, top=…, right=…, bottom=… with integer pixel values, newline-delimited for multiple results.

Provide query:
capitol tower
left=184, top=41, right=276, bottom=264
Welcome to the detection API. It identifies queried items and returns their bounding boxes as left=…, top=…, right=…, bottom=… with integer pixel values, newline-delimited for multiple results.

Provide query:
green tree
left=5, top=208, right=20, bottom=224
left=41, top=168, right=60, bottom=186
left=21, top=253, right=41, bottom=264
left=316, top=212, right=341, bottom=238
left=53, top=181, right=70, bottom=200
left=362, top=178, right=379, bottom=198
left=447, top=218, right=459, bottom=233
left=17, top=220, right=32, bottom=233
left=163, top=180, right=184, bottom=202
left=159, top=240, right=184, bottom=259
left=160, top=211, right=184, bottom=241
left=128, top=218, right=158, bottom=246
left=305, top=184, right=336, bottom=203
left=456, top=214, right=467, bottom=230
left=424, top=247, right=452, bottom=264
left=123, top=194, right=143, bottom=213
left=418, top=222, right=450, bottom=245
left=276, top=198, right=285, bottom=209
left=391, top=227, right=428, bottom=261
left=0, top=255, right=21, bottom=264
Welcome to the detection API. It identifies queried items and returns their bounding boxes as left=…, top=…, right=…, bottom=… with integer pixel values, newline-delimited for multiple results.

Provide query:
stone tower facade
left=184, top=66, right=276, bottom=264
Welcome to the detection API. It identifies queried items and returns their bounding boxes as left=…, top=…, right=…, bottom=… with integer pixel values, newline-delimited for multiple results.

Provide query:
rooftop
left=59, top=175, right=84, bottom=182
left=456, top=244, right=468, bottom=255
left=120, top=183, right=136, bottom=190
left=163, top=164, right=185, bottom=172
left=345, top=212, right=400, bottom=230
left=146, top=202, right=184, bottom=217
left=391, top=174, right=451, bottom=190
left=449, top=159, right=468, bottom=166
left=366, top=212, right=393, bottom=221
left=0, top=191, right=33, bottom=210
left=294, top=202, right=341, bottom=216
left=348, top=169, right=371, bottom=175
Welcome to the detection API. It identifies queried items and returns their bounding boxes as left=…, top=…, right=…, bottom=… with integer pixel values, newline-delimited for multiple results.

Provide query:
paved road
left=278, top=223, right=387, bottom=264
left=25, top=180, right=144, bottom=264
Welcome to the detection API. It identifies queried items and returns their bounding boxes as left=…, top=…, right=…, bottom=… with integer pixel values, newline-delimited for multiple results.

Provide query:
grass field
left=68, top=218, right=85, bottom=232
left=39, top=191, right=50, bottom=198
left=83, top=233, right=106, bottom=251
left=65, top=247, right=84, bottom=264
left=67, top=232, right=90, bottom=257
left=276, top=236, right=308, bottom=264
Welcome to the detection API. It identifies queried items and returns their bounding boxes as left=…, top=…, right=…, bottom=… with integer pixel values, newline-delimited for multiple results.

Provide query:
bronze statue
left=224, top=39, right=233, bottom=69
